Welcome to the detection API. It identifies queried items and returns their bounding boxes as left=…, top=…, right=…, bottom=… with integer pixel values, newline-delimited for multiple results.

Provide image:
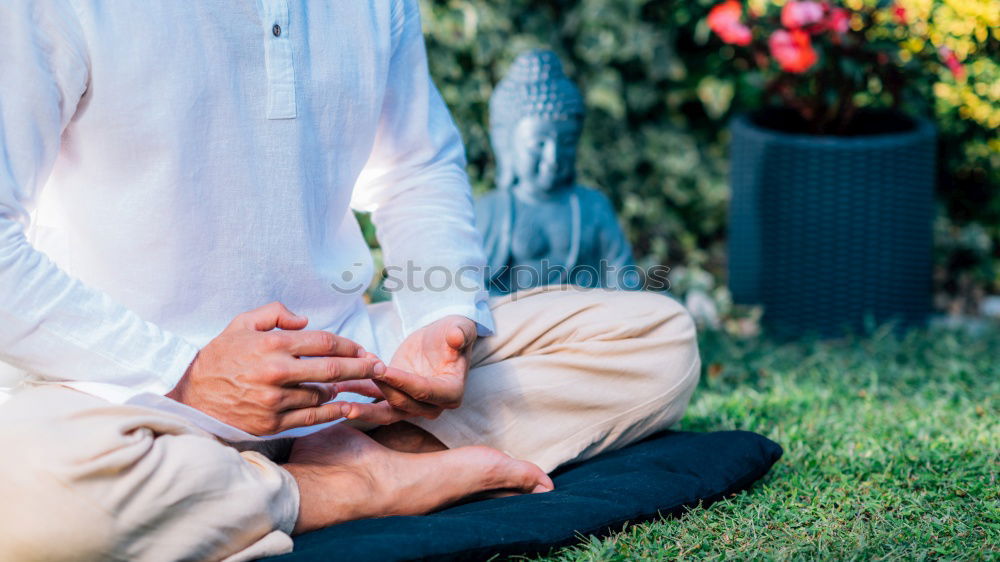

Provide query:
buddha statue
left=476, top=49, right=635, bottom=295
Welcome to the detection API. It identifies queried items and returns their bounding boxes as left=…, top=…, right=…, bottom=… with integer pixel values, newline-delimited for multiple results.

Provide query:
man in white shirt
left=0, top=1, right=700, bottom=560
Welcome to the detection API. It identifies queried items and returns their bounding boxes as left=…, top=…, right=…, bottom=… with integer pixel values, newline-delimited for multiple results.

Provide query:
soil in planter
left=750, top=107, right=917, bottom=137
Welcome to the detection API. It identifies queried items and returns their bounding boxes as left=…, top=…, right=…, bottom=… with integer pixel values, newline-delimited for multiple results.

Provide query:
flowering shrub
left=899, top=0, right=1000, bottom=310
left=404, top=0, right=996, bottom=321
left=706, top=0, right=967, bottom=134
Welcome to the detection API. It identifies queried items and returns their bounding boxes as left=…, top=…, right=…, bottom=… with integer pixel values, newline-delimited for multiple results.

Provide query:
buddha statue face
left=489, top=49, right=585, bottom=195
left=511, top=116, right=582, bottom=196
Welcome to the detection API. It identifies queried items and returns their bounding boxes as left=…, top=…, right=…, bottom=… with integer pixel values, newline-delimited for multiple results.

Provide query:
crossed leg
left=369, top=286, right=701, bottom=472
left=0, top=287, right=698, bottom=560
left=0, top=385, right=550, bottom=561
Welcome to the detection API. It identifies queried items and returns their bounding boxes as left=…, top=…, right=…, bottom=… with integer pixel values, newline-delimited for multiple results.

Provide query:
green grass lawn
left=541, top=324, right=999, bottom=560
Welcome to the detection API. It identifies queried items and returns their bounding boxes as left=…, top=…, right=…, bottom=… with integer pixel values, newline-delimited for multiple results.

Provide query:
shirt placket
left=259, top=0, right=297, bottom=119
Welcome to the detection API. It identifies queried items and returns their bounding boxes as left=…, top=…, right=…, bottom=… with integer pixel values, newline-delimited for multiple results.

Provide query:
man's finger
left=329, top=353, right=389, bottom=399
left=278, top=386, right=334, bottom=411
left=277, top=403, right=350, bottom=432
left=374, top=380, right=444, bottom=418
left=283, top=330, right=363, bottom=358
left=235, top=302, right=309, bottom=332
left=280, top=356, right=386, bottom=384
left=333, top=401, right=409, bottom=426
left=378, top=366, right=462, bottom=409
left=330, top=380, right=386, bottom=400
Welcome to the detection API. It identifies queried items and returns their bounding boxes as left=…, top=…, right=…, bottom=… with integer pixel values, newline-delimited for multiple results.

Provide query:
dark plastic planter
left=728, top=111, right=937, bottom=337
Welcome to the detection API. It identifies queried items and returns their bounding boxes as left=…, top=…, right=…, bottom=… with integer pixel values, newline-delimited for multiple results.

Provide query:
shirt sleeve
left=350, top=0, right=495, bottom=337
left=0, top=0, right=199, bottom=395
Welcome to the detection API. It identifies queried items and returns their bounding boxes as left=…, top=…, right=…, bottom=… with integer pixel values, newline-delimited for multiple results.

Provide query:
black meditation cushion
left=267, top=430, right=782, bottom=561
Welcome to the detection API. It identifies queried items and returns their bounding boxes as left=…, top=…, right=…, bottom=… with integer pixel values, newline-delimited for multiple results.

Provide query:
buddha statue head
left=489, top=49, right=585, bottom=198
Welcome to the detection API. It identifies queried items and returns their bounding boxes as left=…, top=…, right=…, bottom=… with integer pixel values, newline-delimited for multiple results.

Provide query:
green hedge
left=413, top=0, right=998, bottom=311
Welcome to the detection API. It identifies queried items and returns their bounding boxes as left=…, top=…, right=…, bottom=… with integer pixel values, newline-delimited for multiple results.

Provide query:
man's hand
left=334, top=315, right=477, bottom=425
left=166, top=302, right=386, bottom=436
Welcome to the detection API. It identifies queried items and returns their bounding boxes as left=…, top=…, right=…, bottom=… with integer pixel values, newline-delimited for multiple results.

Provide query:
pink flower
left=769, top=29, right=819, bottom=73
left=893, top=4, right=907, bottom=24
left=708, top=1, right=753, bottom=46
left=828, top=8, right=850, bottom=34
left=719, top=22, right=753, bottom=45
left=939, top=46, right=965, bottom=79
left=707, top=1, right=742, bottom=32
left=781, top=1, right=826, bottom=30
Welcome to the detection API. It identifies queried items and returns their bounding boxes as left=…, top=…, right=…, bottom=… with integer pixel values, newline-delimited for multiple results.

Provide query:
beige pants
left=0, top=286, right=699, bottom=561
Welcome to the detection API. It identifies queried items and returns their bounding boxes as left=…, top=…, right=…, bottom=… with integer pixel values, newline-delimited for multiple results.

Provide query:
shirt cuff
left=160, top=342, right=201, bottom=394
left=151, top=340, right=201, bottom=395
left=400, top=298, right=495, bottom=338
left=59, top=339, right=201, bottom=405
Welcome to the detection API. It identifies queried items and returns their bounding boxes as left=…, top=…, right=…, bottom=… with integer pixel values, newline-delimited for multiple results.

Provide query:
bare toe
left=461, top=446, right=554, bottom=494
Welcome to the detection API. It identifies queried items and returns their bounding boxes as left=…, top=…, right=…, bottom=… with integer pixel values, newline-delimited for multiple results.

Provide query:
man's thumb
left=445, top=319, right=476, bottom=352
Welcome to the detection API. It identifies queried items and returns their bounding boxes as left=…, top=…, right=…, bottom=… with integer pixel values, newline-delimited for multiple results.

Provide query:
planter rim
left=730, top=112, right=937, bottom=148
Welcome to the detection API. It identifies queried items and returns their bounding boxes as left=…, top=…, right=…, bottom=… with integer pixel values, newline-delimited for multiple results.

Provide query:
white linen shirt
left=0, top=0, right=494, bottom=424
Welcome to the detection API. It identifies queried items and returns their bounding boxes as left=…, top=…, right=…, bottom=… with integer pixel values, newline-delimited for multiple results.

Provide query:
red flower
left=708, top=1, right=753, bottom=46
left=707, top=0, right=742, bottom=32
left=939, top=46, right=965, bottom=79
left=781, top=1, right=825, bottom=30
left=892, top=4, right=907, bottom=24
left=828, top=8, right=850, bottom=34
left=769, top=29, right=819, bottom=73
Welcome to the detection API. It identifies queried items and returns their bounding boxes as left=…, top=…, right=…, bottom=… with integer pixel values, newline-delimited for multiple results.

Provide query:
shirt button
left=272, top=24, right=282, bottom=37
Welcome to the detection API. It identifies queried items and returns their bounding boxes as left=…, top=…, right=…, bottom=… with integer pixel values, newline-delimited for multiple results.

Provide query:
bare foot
left=284, top=424, right=553, bottom=534
left=369, top=421, right=447, bottom=453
